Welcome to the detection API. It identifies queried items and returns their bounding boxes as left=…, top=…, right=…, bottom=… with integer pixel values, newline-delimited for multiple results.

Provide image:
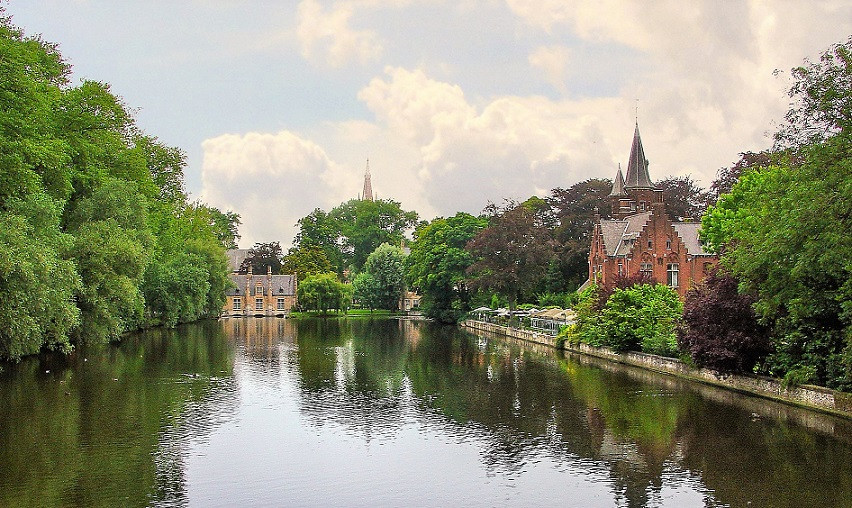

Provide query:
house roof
left=624, top=123, right=654, bottom=189
left=673, top=222, right=712, bottom=256
left=225, top=249, right=250, bottom=272
left=600, top=211, right=652, bottom=257
left=225, top=274, right=297, bottom=296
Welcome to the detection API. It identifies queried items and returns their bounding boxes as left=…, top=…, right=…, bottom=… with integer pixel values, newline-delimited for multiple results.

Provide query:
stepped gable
left=672, top=222, right=712, bottom=256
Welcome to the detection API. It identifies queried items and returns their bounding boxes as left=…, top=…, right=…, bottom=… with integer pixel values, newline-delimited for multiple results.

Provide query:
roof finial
left=635, top=98, right=639, bottom=125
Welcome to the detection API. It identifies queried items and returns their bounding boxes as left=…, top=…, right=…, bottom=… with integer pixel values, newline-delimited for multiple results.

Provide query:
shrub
left=598, top=284, right=683, bottom=356
left=678, top=270, right=772, bottom=373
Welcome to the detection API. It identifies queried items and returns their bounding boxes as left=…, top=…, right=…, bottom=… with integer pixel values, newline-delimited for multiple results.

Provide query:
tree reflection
left=0, top=320, right=236, bottom=508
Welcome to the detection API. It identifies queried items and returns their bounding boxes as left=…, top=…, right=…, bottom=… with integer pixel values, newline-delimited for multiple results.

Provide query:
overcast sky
left=8, top=1, right=851, bottom=247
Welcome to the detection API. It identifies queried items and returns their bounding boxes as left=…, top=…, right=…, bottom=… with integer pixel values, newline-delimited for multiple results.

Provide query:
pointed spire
left=624, top=122, right=653, bottom=189
left=362, top=158, right=374, bottom=201
left=610, top=164, right=627, bottom=197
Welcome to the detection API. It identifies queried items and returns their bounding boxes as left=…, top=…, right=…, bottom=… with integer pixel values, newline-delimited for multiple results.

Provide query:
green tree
left=655, top=175, right=712, bottom=221
left=352, top=272, right=380, bottom=310
left=701, top=38, right=852, bottom=389
left=281, top=244, right=333, bottom=281
left=406, top=212, right=487, bottom=323
left=360, top=243, right=406, bottom=310
left=330, top=198, right=418, bottom=270
left=0, top=196, right=80, bottom=360
left=547, top=179, right=612, bottom=291
left=298, top=272, right=352, bottom=313
left=597, top=284, right=683, bottom=356
left=239, top=241, right=284, bottom=274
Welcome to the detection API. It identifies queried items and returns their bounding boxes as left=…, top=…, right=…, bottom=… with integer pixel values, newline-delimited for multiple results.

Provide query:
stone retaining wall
left=461, top=320, right=852, bottom=419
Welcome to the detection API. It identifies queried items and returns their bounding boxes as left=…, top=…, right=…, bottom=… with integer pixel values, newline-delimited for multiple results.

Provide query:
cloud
left=199, top=131, right=353, bottom=247
left=528, top=45, right=572, bottom=93
left=296, top=0, right=383, bottom=67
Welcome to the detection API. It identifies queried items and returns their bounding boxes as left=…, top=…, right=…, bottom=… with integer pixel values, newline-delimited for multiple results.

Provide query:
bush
left=678, top=269, right=772, bottom=373
left=597, top=284, right=683, bottom=356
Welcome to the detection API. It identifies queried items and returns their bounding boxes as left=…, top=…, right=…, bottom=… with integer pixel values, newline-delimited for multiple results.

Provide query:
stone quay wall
left=460, top=320, right=852, bottom=419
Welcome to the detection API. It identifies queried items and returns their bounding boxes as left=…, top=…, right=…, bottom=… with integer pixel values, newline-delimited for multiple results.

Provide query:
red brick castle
left=586, top=123, right=718, bottom=297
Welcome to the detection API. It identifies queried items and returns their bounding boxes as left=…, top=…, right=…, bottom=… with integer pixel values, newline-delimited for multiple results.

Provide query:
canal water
left=1, top=318, right=851, bottom=508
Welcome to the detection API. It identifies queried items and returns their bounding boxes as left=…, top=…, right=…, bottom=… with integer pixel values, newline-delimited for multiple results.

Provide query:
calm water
left=2, top=318, right=851, bottom=508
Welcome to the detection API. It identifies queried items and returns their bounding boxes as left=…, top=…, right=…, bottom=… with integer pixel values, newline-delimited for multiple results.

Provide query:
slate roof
left=225, top=249, right=250, bottom=272
left=225, top=274, right=297, bottom=296
left=673, top=223, right=712, bottom=256
left=599, top=212, right=652, bottom=257
left=609, top=167, right=627, bottom=197
left=624, top=123, right=654, bottom=189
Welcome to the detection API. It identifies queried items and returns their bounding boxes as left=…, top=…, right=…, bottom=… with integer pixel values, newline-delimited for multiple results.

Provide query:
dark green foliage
left=282, top=244, right=333, bottom=281
left=406, top=212, right=486, bottom=323
left=654, top=175, right=712, bottom=221
left=466, top=203, right=554, bottom=310
left=596, top=284, right=683, bottom=356
left=679, top=270, right=772, bottom=373
left=0, top=15, right=236, bottom=359
left=239, top=241, right=284, bottom=274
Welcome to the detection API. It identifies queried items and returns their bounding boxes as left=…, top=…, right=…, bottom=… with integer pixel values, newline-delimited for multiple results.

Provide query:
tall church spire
left=362, top=158, right=373, bottom=201
left=624, top=123, right=653, bottom=189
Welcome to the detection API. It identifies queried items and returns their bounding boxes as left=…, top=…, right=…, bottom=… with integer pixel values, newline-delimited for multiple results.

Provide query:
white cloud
left=528, top=45, right=572, bottom=93
left=296, top=0, right=384, bottom=67
left=199, top=131, right=353, bottom=247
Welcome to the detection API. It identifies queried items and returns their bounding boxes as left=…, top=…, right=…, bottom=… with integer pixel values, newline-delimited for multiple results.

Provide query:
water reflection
left=1, top=317, right=851, bottom=507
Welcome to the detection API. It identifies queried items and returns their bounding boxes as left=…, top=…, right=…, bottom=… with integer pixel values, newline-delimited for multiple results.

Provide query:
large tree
left=406, top=212, right=487, bottom=323
left=239, top=241, right=284, bottom=274
left=298, top=272, right=353, bottom=313
left=701, top=37, right=852, bottom=389
left=547, top=179, right=612, bottom=291
left=655, top=176, right=712, bottom=221
left=358, top=243, right=406, bottom=310
left=466, top=203, right=554, bottom=311
left=282, top=244, right=333, bottom=281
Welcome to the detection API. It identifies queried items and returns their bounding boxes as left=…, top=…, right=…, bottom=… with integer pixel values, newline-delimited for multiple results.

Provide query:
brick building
left=586, top=123, right=718, bottom=298
left=222, top=251, right=297, bottom=317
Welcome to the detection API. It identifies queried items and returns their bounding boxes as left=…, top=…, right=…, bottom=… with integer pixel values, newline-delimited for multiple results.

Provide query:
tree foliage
left=655, top=175, right=712, bottom=221
left=239, top=241, right=284, bottom=275
left=281, top=244, right=333, bottom=281
left=298, top=272, right=353, bottom=313
left=0, top=15, right=237, bottom=359
left=358, top=243, right=406, bottom=310
left=701, top=37, right=852, bottom=389
left=292, top=199, right=418, bottom=274
left=466, top=203, right=554, bottom=310
left=679, top=269, right=772, bottom=373
left=406, top=212, right=487, bottom=323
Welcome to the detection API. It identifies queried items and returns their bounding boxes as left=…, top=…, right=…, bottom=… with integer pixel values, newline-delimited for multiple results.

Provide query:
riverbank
left=461, top=319, right=852, bottom=419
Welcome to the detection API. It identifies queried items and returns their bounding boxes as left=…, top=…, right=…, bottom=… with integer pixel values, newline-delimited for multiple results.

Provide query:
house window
left=256, top=284, right=264, bottom=296
left=233, top=297, right=241, bottom=311
left=617, top=262, right=623, bottom=276
left=639, top=202, right=647, bottom=211
left=648, top=240, right=652, bottom=248
left=666, top=239, right=672, bottom=250
left=255, top=298, right=263, bottom=310
left=667, top=263, right=679, bottom=288
left=277, top=298, right=285, bottom=311
left=640, top=263, right=653, bottom=277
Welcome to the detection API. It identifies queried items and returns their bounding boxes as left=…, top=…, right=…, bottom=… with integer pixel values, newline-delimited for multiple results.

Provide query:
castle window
left=255, top=298, right=263, bottom=310
left=648, top=240, right=652, bottom=248
left=640, top=263, right=653, bottom=277
left=233, top=297, right=241, bottom=311
left=666, top=239, right=672, bottom=250
left=667, top=263, right=679, bottom=288
left=277, top=298, right=285, bottom=311
left=617, top=262, right=623, bottom=276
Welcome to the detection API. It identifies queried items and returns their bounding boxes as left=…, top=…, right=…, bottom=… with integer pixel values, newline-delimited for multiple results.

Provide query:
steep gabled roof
left=609, top=167, right=627, bottom=197
left=225, top=249, right=250, bottom=272
left=599, top=211, right=652, bottom=257
left=673, top=223, right=712, bottom=256
left=624, top=123, right=654, bottom=189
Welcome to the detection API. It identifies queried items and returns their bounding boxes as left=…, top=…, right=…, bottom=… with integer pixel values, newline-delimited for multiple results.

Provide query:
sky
left=7, top=1, right=851, bottom=248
